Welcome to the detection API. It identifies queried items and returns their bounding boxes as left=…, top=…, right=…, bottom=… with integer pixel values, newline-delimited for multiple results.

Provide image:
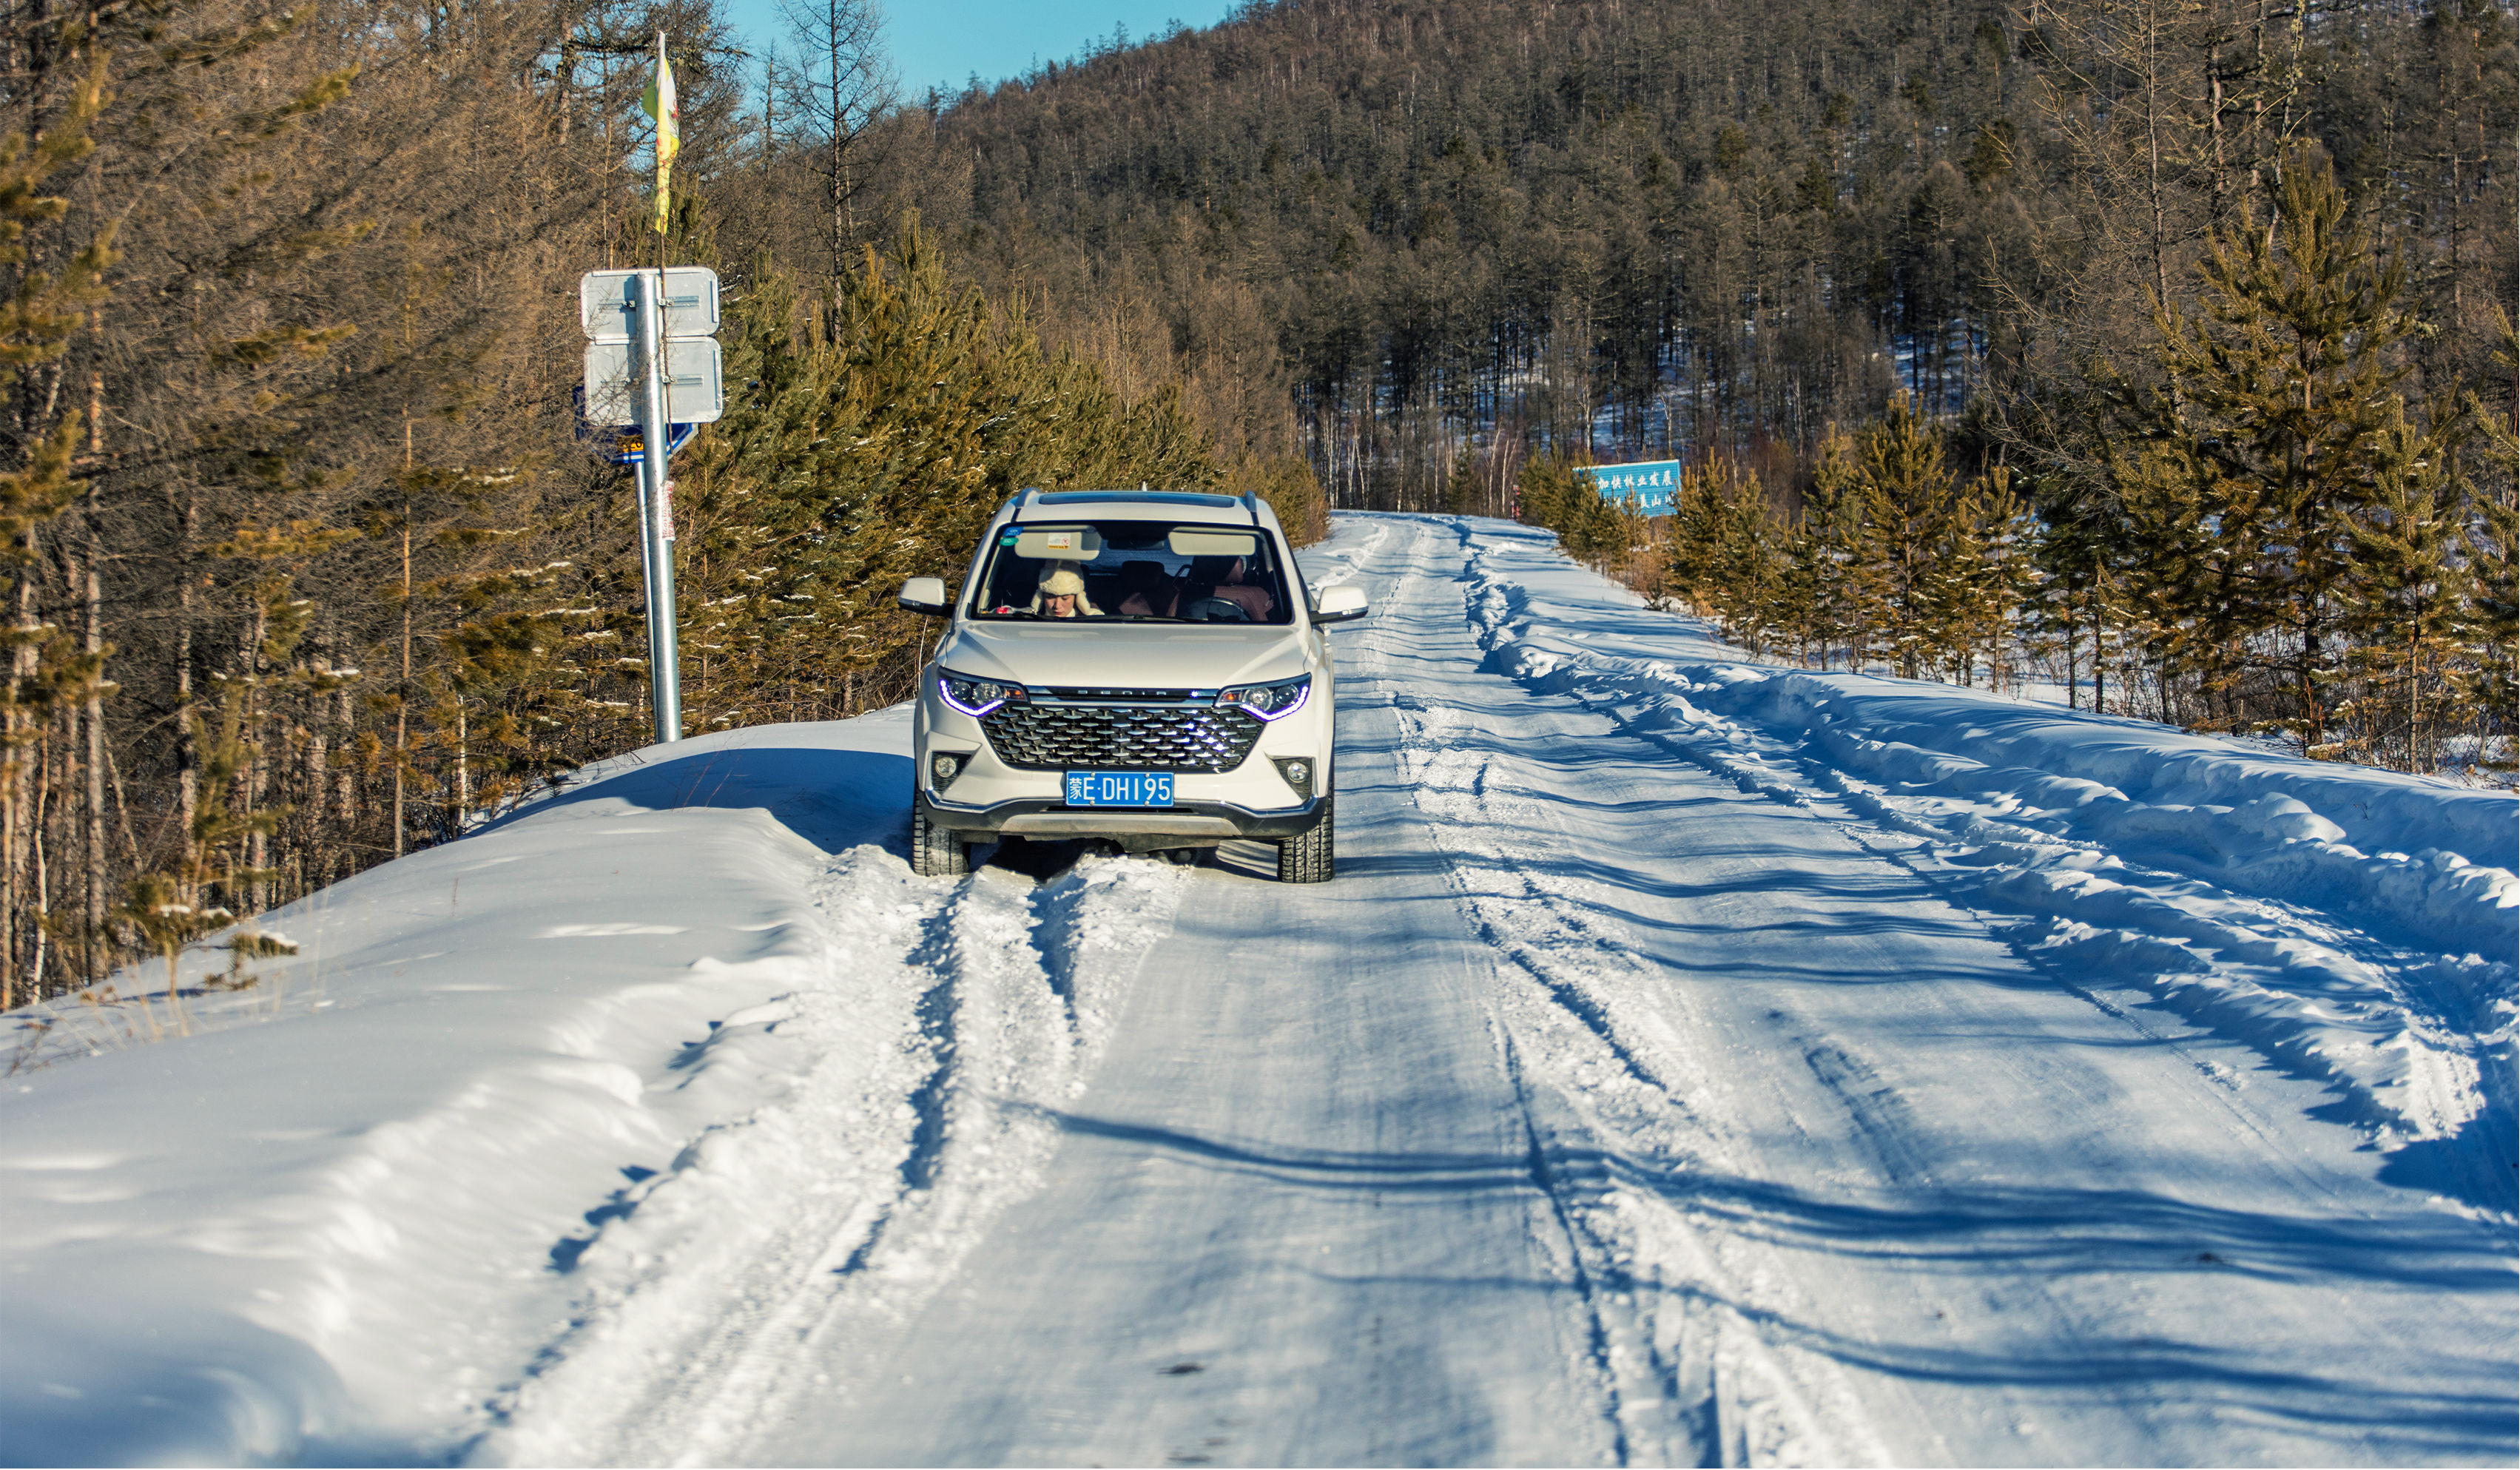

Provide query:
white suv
left=897, top=489, right=1367, bottom=881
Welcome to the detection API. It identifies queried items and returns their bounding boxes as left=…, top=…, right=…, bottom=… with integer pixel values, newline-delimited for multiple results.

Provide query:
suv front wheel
left=911, top=805, right=971, bottom=877
left=1276, top=800, right=1334, bottom=883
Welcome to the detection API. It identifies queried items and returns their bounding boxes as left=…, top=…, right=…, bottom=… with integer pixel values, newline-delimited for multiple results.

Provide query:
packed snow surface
left=3, top=515, right=2513, bottom=1467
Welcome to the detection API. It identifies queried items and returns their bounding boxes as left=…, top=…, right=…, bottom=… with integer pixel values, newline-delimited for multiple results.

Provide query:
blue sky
left=715, top=0, right=1242, bottom=102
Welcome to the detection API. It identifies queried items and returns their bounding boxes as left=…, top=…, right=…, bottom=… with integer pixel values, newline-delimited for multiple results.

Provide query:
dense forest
left=920, top=0, right=2510, bottom=490
left=0, top=0, right=2510, bottom=1011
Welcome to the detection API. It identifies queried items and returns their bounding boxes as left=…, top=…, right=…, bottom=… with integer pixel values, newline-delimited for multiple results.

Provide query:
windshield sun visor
left=1011, top=527, right=1104, bottom=560
left=1167, top=530, right=1259, bottom=558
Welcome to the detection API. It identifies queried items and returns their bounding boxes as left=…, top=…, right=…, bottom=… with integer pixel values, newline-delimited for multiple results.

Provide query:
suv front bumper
left=916, top=789, right=1328, bottom=848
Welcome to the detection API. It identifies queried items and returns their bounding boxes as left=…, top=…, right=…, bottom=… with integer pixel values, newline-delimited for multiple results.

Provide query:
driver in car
left=1028, top=566, right=1099, bottom=618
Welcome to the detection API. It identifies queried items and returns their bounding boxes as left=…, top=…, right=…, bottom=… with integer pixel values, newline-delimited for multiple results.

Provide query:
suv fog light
left=930, top=752, right=965, bottom=787
left=1273, top=757, right=1313, bottom=795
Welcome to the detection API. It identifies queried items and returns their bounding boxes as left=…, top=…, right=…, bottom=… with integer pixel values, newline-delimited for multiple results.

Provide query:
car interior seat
left=1116, top=559, right=1176, bottom=616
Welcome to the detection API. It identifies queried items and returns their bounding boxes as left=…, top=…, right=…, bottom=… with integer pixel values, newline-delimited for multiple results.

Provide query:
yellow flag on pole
left=641, top=30, right=678, bottom=234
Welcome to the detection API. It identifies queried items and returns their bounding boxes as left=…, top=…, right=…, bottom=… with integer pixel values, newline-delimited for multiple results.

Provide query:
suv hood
left=937, top=624, right=1310, bottom=690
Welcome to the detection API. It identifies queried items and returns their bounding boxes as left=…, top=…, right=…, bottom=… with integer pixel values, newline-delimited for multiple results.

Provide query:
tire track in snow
left=1352, top=516, right=1885, bottom=1469
left=1380, top=517, right=2516, bottom=1461
left=1374, top=518, right=2339, bottom=1465
left=1365, top=514, right=2391, bottom=1464
left=1458, top=533, right=2512, bottom=1193
left=468, top=846, right=1185, bottom=1467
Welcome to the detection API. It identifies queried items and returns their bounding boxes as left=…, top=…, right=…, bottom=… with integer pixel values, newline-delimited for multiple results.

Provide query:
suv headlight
left=1216, top=674, right=1310, bottom=721
left=937, top=670, right=1027, bottom=718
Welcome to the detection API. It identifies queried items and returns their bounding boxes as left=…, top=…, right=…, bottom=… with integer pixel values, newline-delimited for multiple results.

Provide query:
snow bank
left=1, top=706, right=1198, bottom=1466
left=1460, top=527, right=2516, bottom=1149
left=0, top=717, right=920, bottom=1464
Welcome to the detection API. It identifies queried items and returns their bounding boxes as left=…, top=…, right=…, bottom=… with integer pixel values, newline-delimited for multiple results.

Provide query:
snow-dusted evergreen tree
left=1515, top=451, right=1628, bottom=570
left=2329, top=412, right=2472, bottom=768
left=1647, top=410, right=2025, bottom=684
left=2023, top=484, right=2137, bottom=712
left=1789, top=428, right=1872, bottom=672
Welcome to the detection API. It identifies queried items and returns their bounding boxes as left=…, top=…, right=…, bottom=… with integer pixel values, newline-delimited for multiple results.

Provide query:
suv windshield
left=969, top=519, right=1295, bottom=625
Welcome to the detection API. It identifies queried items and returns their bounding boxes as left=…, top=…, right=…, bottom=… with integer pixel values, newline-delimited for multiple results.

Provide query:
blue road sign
left=573, top=388, right=698, bottom=465
left=1580, top=459, right=1680, bottom=516
left=607, top=421, right=697, bottom=465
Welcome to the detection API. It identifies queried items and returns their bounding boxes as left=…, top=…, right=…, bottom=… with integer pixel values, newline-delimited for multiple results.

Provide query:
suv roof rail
left=1011, top=486, right=1039, bottom=517
left=1242, top=490, right=1261, bottom=525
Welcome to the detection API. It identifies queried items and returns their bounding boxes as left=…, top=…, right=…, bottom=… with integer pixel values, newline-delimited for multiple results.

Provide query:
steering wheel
left=1184, top=596, right=1248, bottom=622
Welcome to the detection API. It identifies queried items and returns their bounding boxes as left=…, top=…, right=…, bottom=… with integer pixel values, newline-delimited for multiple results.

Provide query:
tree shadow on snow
left=1013, top=1104, right=2517, bottom=1463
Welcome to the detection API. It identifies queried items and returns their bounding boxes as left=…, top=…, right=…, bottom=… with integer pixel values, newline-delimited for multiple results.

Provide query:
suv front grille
left=983, top=701, right=1263, bottom=772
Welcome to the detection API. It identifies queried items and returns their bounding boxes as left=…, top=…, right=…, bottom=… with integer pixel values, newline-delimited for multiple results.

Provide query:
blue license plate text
left=1063, top=771, right=1175, bottom=807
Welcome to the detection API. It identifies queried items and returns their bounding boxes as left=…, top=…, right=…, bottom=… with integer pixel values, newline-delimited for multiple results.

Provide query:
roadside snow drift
left=1458, top=530, right=2516, bottom=1153
left=3, top=515, right=2512, bottom=1468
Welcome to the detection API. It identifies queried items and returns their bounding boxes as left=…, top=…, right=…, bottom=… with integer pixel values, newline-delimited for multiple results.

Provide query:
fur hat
left=1037, top=567, right=1087, bottom=597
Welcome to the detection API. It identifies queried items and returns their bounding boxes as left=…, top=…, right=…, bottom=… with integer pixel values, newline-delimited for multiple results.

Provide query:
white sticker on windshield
left=1043, top=531, right=1075, bottom=551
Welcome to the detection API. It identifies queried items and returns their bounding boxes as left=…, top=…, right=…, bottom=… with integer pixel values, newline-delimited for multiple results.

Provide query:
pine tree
left=1665, top=456, right=1784, bottom=650
left=1930, top=469, right=2035, bottom=689
left=1515, top=450, right=1629, bottom=570
left=2024, top=479, right=2136, bottom=712
left=1796, top=428, right=1869, bottom=671
left=2336, top=417, right=2470, bottom=768
left=2109, top=149, right=2437, bottom=746
left=667, top=223, right=1233, bottom=729
left=2452, top=309, right=2518, bottom=776
left=1847, top=396, right=1967, bottom=679
left=1664, top=458, right=1732, bottom=613
left=0, top=60, right=113, bottom=1010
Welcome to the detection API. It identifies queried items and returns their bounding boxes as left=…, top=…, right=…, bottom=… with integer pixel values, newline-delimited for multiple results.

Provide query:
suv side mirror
left=897, top=576, right=950, bottom=616
left=1312, top=585, right=1370, bottom=624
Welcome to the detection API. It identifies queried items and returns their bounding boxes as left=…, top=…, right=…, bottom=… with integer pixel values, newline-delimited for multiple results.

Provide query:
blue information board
left=1579, top=459, right=1680, bottom=516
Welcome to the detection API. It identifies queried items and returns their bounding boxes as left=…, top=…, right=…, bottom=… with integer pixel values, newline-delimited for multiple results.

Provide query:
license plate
left=1064, top=771, right=1175, bottom=807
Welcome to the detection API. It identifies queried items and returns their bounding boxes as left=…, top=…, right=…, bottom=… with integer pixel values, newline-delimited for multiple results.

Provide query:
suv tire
left=911, top=805, right=970, bottom=877
left=1276, top=800, right=1334, bottom=883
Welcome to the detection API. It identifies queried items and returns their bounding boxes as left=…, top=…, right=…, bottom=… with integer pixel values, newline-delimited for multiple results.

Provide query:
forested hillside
left=926, top=0, right=2511, bottom=502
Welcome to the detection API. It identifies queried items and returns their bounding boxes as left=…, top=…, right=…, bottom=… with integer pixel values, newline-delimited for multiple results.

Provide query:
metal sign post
left=632, top=270, right=684, bottom=744
left=581, top=265, right=721, bottom=747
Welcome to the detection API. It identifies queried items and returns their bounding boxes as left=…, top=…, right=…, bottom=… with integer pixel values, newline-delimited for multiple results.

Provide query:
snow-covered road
left=4, top=515, right=2513, bottom=1466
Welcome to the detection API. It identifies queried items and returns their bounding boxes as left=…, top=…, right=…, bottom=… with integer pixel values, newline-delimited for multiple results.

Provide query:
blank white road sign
left=582, top=338, right=726, bottom=425
left=580, top=266, right=721, bottom=342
